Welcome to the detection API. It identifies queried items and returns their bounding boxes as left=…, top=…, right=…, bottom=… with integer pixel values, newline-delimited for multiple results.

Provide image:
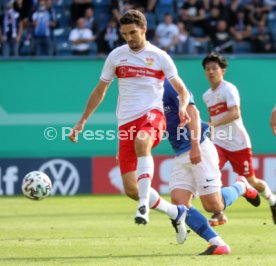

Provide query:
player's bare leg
left=203, top=192, right=228, bottom=226
left=247, top=175, right=276, bottom=224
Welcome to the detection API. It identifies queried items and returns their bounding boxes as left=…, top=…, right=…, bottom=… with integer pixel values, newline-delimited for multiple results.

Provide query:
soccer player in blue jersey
left=163, top=79, right=261, bottom=255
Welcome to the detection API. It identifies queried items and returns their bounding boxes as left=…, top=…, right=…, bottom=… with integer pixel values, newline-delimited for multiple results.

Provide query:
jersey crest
left=145, top=57, right=154, bottom=66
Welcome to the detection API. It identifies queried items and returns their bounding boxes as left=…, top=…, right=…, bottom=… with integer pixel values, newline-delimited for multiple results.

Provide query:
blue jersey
left=163, top=79, right=210, bottom=155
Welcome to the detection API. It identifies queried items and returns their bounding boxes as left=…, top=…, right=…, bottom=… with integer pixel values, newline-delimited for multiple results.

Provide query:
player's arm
left=69, top=80, right=110, bottom=142
left=187, top=104, right=202, bottom=164
left=210, top=105, right=240, bottom=127
left=207, top=115, right=215, bottom=141
left=169, top=76, right=191, bottom=127
left=270, top=105, right=276, bottom=136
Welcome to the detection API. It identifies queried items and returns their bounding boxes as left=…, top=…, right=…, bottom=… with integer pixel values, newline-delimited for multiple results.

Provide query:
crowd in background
left=0, top=0, right=276, bottom=57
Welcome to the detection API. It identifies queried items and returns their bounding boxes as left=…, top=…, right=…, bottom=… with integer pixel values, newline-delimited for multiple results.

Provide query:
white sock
left=209, top=236, right=227, bottom=246
left=261, top=184, right=276, bottom=206
left=137, top=156, right=154, bottom=208
left=149, top=188, right=178, bottom=219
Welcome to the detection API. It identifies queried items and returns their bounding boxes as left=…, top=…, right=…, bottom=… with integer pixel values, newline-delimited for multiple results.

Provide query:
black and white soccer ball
left=22, top=171, right=52, bottom=200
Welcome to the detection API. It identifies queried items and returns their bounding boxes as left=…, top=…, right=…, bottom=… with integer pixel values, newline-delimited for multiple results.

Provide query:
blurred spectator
left=69, top=17, right=95, bottom=55
left=211, top=19, right=234, bottom=53
left=32, top=0, right=52, bottom=55
left=204, top=7, right=223, bottom=36
left=230, top=9, right=252, bottom=42
left=130, top=0, right=157, bottom=13
left=226, top=0, right=245, bottom=23
left=111, top=0, right=132, bottom=22
left=251, top=20, right=275, bottom=52
left=265, top=0, right=276, bottom=7
left=155, top=13, right=179, bottom=54
left=179, top=0, right=206, bottom=37
left=204, top=0, right=227, bottom=17
left=84, top=7, right=99, bottom=38
left=70, top=0, right=93, bottom=26
left=13, top=0, right=28, bottom=28
left=0, top=1, right=22, bottom=57
left=175, top=21, right=197, bottom=54
left=45, top=0, right=57, bottom=54
left=22, top=0, right=37, bottom=22
left=97, top=18, right=120, bottom=56
left=111, top=0, right=157, bottom=23
left=45, top=0, right=57, bottom=45
left=265, top=0, right=276, bottom=19
left=45, top=0, right=57, bottom=31
left=245, top=0, right=271, bottom=27
left=15, top=0, right=36, bottom=56
left=179, top=1, right=210, bottom=53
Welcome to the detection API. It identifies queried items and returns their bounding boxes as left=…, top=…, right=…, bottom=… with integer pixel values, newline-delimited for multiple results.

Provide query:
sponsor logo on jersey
left=115, top=66, right=164, bottom=80
left=208, top=102, right=228, bottom=116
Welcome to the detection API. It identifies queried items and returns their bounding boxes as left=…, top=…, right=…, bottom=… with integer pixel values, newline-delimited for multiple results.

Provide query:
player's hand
left=270, top=108, right=276, bottom=136
left=272, top=126, right=276, bottom=136
left=208, top=121, right=218, bottom=128
left=208, top=122, right=215, bottom=141
left=69, top=122, right=85, bottom=143
left=178, top=110, right=191, bottom=128
left=115, top=152, right=119, bottom=165
left=189, top=143, right=202, bottom=165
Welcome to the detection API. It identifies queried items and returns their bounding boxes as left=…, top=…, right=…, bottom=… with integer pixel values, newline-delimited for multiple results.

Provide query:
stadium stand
left=0, top=0, right=275, bottom=57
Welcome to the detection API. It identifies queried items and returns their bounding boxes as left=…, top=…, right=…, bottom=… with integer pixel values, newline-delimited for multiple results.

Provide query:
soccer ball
left=22, top=171, right=52, bottom=200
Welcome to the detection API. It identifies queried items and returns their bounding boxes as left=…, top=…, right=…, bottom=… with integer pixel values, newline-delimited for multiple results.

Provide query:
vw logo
left=39, top=159, right=80, bottom=195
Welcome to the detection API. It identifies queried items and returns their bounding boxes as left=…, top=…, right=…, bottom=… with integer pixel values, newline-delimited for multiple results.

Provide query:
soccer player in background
left=202, top=52, right=276, bottom=225
left=69, top=10, right=190, bottom=243
left=270, top=105, right=276, bottom=136
left=163, top=79, right=260, bottom=255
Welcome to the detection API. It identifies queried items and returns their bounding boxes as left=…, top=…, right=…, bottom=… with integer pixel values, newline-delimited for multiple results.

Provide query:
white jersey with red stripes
left=203, top=79, right=251, bottom=151
left=100, top=42, right=178, bottom=126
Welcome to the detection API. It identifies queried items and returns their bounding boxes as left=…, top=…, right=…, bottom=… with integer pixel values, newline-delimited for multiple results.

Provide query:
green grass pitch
left=0, top=195, right=275, bottom=266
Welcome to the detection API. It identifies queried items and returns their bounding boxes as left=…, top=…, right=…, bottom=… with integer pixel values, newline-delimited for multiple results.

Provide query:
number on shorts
left=147, top=112, right=156, bottom=121
left=244, top=160, right=249, bottom=173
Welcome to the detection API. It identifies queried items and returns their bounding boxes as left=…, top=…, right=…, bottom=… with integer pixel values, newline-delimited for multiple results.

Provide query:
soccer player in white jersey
left=69, top=10, right=190, bottom=243
left=202, top=52, right=276, bottom=225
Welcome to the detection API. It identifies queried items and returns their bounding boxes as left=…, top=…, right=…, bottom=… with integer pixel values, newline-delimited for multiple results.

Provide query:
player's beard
left=128, top=41, right=138, bottom=50
left=128, top=40, right=144, bottom=51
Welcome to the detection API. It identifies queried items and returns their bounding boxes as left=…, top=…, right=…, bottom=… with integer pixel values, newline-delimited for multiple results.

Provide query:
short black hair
left=119, top=10, right=147, bottom=28
left=202, top=52, right=228, bottom=69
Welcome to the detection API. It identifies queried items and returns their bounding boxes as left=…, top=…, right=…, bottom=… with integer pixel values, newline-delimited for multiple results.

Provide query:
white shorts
left=169, top=138, right=222, bottom=196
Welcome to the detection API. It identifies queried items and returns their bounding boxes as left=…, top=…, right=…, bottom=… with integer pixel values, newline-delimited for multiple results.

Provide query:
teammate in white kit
left=69, top=10, right=190, bottom=243
left=202, top=52, right=276, bottom=225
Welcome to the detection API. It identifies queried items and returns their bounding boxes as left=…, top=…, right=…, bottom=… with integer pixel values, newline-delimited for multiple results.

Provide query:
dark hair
left=202, top=52, right=228, bottom=69
left=119, top=10, right=147, bottom=28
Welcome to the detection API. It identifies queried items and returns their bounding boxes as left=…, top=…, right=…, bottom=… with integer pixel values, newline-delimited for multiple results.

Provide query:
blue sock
left=221, top=183, right=244, bottom=208
left=186, top=206, right=217, bottom=241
